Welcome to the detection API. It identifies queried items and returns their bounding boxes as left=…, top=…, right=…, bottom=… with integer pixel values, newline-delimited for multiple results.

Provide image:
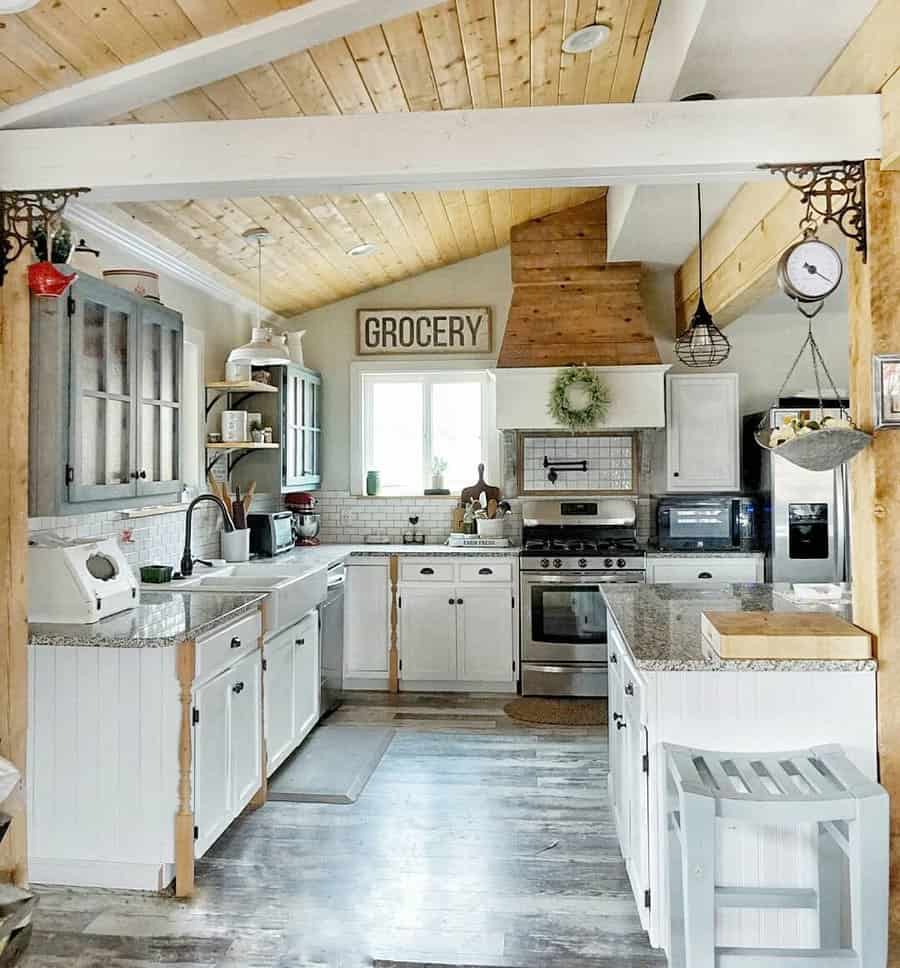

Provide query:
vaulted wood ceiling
left=2, top=0, right=659, bottom=315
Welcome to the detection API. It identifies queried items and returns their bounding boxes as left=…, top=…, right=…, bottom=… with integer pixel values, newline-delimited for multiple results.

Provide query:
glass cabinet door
left=282, top=366, right=320, bottom=490
left=67, top=282, right=138, bottom=503
left=137, top=303, right=182, bottom=496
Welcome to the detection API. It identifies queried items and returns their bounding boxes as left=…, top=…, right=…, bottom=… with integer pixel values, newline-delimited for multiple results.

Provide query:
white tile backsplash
left=522, top=435, right=634, bottom=492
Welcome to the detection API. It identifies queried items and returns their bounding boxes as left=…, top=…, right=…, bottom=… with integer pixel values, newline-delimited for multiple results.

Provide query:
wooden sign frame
left=356, top=307, right=492, bottom=356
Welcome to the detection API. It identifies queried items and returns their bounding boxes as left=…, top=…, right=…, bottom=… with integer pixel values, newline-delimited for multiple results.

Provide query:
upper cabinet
left=282, top=365, right=321, bottom=491
left=665, top=373, right=740, bottom=492
left=30, top=273, right=184, bottom=516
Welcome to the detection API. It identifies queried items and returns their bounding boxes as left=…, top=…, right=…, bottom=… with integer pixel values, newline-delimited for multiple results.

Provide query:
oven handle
left=521, top=573, right=645, bottom=585
left=524, top=664, right=607, bottom=674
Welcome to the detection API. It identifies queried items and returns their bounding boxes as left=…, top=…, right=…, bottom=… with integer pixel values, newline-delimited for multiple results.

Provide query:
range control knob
left=617, top=558, right=626, bottom=568
left=578, top=558, right=588, bottom=568
left=604, top=558, right=614, bottom=568
left=540, top=558, right=550, bottom=569
left=553, top=559, right=563, bottom=569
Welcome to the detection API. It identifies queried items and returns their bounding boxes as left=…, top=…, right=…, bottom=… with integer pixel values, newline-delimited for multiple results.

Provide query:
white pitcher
left=287, top=330, right=306, bottom=367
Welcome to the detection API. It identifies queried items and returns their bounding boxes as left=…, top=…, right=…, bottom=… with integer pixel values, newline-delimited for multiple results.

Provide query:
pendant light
left=674, top=184, right=731, bottom=368
left=227, top=227, right=289, bottom=366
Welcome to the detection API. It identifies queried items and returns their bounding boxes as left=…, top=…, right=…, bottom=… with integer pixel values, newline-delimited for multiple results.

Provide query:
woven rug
left=503, top=696, right=607, bottom=726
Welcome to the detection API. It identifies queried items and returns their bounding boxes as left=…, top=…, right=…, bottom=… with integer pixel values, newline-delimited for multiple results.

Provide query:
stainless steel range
left=520, top=498, right=646, bottom=698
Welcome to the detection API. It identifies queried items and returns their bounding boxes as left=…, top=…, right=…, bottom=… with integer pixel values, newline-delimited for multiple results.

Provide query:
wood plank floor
left=23, top=693, right=665, bottom=968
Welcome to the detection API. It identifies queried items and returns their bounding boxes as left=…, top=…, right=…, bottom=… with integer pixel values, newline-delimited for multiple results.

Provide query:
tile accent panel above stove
left=522, top=434, right=635, bottom=493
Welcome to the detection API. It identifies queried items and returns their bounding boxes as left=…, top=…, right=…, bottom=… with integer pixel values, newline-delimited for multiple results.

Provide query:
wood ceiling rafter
left=1, top=0, right=659, bottom=316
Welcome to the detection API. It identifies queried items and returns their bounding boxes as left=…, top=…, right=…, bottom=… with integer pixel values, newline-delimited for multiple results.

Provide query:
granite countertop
left=29, top=590, right=265, bottom=649
left=646, top=549, right=765, bottom=558
left=603, top=582, right=875, bottom=673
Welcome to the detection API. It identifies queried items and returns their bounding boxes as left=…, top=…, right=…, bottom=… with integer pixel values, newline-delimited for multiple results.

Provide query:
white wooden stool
left=664, top=743, right=888, bottom=968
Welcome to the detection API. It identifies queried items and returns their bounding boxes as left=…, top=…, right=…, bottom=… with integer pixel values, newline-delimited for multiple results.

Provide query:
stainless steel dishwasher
left=319, top=560, right=345, bottom=716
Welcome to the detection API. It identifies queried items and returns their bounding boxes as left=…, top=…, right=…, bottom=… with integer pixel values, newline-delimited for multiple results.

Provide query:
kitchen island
left=28, top=590, right=267, bottom=896
left=602, top=582, right=876, bottom=956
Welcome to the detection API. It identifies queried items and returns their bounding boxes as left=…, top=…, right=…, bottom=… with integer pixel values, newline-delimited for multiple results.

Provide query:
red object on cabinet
left=28, top=262, right=77, bottom=297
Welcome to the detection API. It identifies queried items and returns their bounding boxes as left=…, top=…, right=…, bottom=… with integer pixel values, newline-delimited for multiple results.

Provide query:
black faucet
left=180, top=494, right=234, bottom=577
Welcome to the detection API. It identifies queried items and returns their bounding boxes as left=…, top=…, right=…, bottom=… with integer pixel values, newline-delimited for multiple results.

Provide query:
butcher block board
left=701, top=611, right=872, bottom=660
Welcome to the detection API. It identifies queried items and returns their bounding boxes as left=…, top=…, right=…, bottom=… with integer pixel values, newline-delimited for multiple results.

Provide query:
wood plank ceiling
left=1, top=0, right=659, bottom=316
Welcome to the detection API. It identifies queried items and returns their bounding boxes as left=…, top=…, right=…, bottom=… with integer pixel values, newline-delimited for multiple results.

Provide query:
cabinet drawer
left=196, top=611, right=261, bottom=685
left=400, top=560, right=455, bottom=582
left=651, top=558, right=760, bottom=584
left=458, top=562, right=512, bottom=583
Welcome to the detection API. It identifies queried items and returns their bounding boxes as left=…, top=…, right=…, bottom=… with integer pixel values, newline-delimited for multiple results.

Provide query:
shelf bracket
left=1, top=187, right=90, bottom=284
left=758, top=160, right=867, bottom=261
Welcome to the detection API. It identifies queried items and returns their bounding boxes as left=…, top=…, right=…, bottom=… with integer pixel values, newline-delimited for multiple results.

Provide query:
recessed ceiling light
left=562, top=24, right=611, bottom=54
left=348, top=242, right=378, bottom=257
left=0, top=0, right=40, bottom=11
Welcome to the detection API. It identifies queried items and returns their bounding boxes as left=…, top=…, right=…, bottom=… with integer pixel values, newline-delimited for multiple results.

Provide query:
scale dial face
left=778, top=238, right=843, bottom=302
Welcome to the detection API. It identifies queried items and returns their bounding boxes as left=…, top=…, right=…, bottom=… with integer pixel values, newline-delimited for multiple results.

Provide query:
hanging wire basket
left=755, top=307, right=872, bottom=472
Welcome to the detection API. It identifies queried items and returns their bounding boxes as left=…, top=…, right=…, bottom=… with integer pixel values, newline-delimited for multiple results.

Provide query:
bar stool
left=665, top=742, right=888, bottom=968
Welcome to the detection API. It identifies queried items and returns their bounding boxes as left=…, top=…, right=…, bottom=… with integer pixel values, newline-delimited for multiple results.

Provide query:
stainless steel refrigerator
left=743, top=406, right=851, bottom=584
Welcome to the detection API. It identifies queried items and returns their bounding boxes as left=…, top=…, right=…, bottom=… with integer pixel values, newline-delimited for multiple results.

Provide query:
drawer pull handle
left=625, top=682, right=634, bottom=696
left=697, top=571, right=713, bottom=579
left=232, top=681, right=244, bottom=695
left=610, top=654, right=618, bottom=664
left=230, top=637, right=242, bottom=649
left=296, top=637, right=305, bottom=645
left=616, top=720, right=627, bottom=730
left=420, top=567, right=434, bottom=575
left=478, top=567, right=493, bottom=575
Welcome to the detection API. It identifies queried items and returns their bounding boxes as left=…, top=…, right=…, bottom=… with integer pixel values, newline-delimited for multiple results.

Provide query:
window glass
left=431, top=381, right=483, bottom=491
left=371, top=381, right=424, bottom=495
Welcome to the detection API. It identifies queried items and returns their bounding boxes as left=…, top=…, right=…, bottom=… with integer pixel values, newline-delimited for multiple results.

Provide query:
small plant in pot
left=431, top=456, right=448, bottom=491
left=33, top=220, right=75, bottom=265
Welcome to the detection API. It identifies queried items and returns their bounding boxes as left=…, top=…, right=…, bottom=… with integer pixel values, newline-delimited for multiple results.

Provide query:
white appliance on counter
left=28, top=535, right=138, bottom=624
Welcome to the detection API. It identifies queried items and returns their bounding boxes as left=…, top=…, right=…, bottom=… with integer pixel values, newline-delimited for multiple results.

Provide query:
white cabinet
left=666, top=373, right=740, bottom=492
left=399, top=586, right=457, bottom=681
left=344, top=562, right=390, bottom=683
left=264, top=610, right=320, bottom=777
left=457, top=585, right=515, bottom=683
left=647, top=555, right=763, bottom=584
left=193, top=646, right=262, bottom=857
left=292, top=612, right=321, bottom=744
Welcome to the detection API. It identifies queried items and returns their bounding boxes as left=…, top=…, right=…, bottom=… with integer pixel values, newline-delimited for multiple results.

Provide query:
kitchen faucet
left=180, top=494, right=234, bottom=577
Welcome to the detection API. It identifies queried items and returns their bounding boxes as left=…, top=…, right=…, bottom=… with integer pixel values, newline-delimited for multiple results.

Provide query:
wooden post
left=388, top=555, right=399, bottom=693
left=249, top=629, right=267, bottom=809
left=0, top=256, right=30, bottom=887
left=174, top=638, right=196, bottom=898
left=848, top=160, right=900, bottom=945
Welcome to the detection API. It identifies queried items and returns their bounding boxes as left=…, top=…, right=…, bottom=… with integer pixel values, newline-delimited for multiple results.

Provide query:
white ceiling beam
left=606, top=0, right=710, bottom=260
left=0, top=97, right=882, bottom=202
left=0, top=0, right=440, bottom=130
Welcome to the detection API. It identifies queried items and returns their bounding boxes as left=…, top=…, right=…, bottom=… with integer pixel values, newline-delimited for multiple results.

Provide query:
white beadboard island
left=602, top=582, right=877, bottom=955
left=28, top=590, right=265, bottom=896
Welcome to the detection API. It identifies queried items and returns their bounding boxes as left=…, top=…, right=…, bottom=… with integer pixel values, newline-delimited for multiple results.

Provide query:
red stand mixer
left=285, top=492, right=320, bottom=545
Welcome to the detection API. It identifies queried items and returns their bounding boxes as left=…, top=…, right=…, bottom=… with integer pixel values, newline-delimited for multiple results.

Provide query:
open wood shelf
left=205, top=442, right=279, bottom=450
left=205, top=380, right=278, bottom=393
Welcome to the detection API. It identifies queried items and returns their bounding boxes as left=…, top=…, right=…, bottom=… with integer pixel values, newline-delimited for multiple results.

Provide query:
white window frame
left=350, top=359, right=498, bottom=497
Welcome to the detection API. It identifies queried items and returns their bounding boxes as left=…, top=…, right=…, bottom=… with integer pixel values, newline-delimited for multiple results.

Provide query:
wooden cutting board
left=701, top=611, right=871, bottom=660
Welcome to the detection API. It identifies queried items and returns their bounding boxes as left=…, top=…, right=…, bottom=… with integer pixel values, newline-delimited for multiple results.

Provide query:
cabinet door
left=282, top=366, right=321, bottom=491
left=293, top=613, right=320, bottom=744
left=399, top=586, right=457, bottom=681
left=67, top=279, right=138, bottom=504
left=344, top=564, right=390, bottom=677
left=264, top=632, right=295, bottom=777
left=193, top=671, right=232, bottom=857
left=229, top=651, right=262, bottom=814
left=607, top=632, right=630, bottom=857
left=623, top=671, right=650, bottom=912
left=457, top=585, right=515, bottom=683
left=136, top=303, right=183, bottom=497
left=666, top=374, right=740, bottom=492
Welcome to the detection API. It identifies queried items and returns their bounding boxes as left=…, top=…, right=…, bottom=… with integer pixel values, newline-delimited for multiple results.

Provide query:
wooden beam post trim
left=389, top=556, right=399, bottom=694
left=249, top=628, right=267, bottom=810
left=174, top=638, right=196, bottom=898
left=847, top=161, right=900, bottom=946
left=0, top=256, right=30, bottom=887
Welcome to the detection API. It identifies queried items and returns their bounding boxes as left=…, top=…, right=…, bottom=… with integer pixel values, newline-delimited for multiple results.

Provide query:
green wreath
left=547, top=365, right=611, bottom=431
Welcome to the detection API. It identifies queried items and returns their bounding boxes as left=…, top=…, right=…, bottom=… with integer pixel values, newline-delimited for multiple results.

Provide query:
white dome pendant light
left=0, top=0, right=40, bottom=13
left=227, top=227, right=289, bottom=367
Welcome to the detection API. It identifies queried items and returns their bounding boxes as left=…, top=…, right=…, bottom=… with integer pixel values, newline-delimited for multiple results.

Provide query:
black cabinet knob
left=448, top=598, right=455, bottom=605
left=420, top=567, right=434, bottom=575
left=296, top=637, right=305, bottom=645
left=625, top=682, right=634, bottom=696
left=139, top=470, right=147, bottom=479
left=478, top=567, right=492, bottom=575
left=616, top=720, right=627, bottom=730
left=232, top=681, right=244, bottom=694
left=456, top=598, right=463, bottom=605
left=230, top=637, right=241, bottom=649
left=610, top=654, right=618, bottom=664
left=612, top=712, right=623, bottom=722
left=698, top=571, right=712, bottom=579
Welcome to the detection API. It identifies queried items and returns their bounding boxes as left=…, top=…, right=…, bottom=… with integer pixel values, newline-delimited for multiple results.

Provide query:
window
left=354, top=363, right=495, bottom=496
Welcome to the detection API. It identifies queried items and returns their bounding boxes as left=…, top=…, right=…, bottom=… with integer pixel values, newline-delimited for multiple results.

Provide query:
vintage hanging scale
left=753, top=163, right=871, bottom=471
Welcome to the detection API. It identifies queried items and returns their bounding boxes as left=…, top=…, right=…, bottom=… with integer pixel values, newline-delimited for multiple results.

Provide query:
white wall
left=286, top=247, right=512, bottom=492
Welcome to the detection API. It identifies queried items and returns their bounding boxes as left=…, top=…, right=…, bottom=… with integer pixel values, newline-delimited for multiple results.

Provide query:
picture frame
left=873, top=354, right=900, bottom=429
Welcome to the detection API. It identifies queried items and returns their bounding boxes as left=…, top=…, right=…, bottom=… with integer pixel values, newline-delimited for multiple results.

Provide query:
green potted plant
left=33, top=220, right=74, bottom=265
left=431, top=456, right=448, bottom=491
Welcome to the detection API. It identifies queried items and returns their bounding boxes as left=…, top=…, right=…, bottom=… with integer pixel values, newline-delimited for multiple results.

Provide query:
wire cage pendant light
left=674, top=184, right=731, bottom=368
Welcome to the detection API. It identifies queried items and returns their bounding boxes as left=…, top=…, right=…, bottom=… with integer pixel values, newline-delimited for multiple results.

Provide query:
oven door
left=521, top=572, right=636, bottom=664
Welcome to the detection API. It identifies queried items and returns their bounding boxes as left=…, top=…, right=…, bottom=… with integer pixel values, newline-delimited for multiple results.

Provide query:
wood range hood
left=494, top=198, right=668, bottom=431
left=497, top=197, right=660, bottom=368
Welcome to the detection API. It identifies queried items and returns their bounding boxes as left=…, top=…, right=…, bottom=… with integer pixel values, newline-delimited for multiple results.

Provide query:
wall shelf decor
left=1, top=188, right=89, bottom=284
